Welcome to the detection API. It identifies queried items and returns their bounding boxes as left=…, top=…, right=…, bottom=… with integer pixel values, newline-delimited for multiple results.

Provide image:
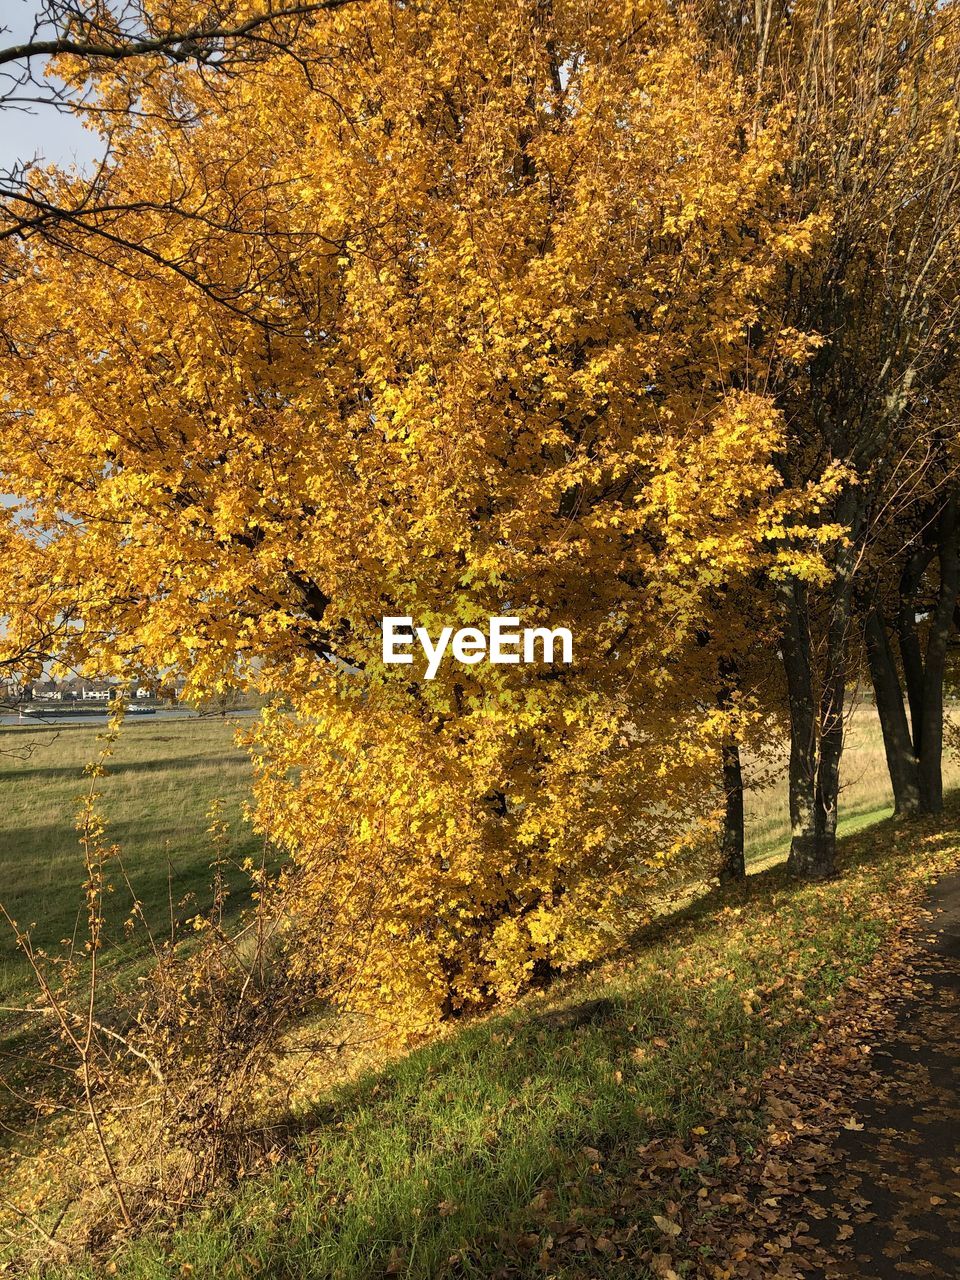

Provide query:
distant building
left=16, top=675, right=169, bottom=704
left=80, top=682, right=112, bottom=701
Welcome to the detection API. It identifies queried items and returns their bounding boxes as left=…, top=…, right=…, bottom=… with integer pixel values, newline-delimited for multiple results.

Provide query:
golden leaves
left=0, top=0, right=901, bottom=1034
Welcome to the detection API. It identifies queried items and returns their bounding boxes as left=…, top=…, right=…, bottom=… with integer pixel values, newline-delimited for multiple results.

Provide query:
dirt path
left=805, top=871, right=960, bottom=1277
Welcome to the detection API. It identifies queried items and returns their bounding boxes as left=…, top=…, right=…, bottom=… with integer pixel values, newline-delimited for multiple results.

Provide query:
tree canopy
left=1, top=0, right=959, bottom=1029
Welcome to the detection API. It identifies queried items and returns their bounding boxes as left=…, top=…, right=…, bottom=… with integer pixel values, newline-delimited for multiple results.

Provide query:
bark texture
left=868, top=496, right=959, bottom=816
left=719, top=740, right=746, bottom=882
left=717, top=659, right=746, bottom=881
left=917, top=498, right=960, bottom=813
left=779, top=562, right=857, bottom=882
left=780, top=578, right=832, bottom=877
left=864, top=608, right=920, bottom=815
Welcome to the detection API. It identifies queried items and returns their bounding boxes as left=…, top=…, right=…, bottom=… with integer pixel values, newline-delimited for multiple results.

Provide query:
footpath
left=630, top=866, right=960, bottom=1279
left=805, top=871, right=960, bottom=1277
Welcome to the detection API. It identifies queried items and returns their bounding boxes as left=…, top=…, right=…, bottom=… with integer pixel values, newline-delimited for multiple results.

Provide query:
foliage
left=706, top=0, right=960, bottom=871
left=1, top=0, right=960, bottom=1270
left=0, top=0, right=840, bottom=1030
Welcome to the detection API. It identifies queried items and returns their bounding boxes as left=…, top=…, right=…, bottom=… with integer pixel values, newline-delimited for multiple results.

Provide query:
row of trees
left=0, top=0, right=959, bottom=1031
left=712, top=0, right=960, bottom=881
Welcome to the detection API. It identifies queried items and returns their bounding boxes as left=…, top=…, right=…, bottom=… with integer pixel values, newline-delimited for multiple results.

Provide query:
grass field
left=0, top=716, right=258, bottom=998
left=0, top=701, right=953, bottom=990
left=0, top=702, right=957, bottom=1274
left=60, top=800, right=960, bottom=1280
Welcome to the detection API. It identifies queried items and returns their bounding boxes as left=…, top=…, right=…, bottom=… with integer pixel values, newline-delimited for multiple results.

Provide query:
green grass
left=59, top=808, right=959, bottom=1280
left=0, top=717, right=257, bottom=998
left=744, top=699, right=960, bottom=863
left=0, top=703, right=956, bottom=1276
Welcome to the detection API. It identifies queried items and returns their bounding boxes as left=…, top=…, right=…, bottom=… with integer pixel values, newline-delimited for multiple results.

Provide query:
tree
left=0, top=0, right=821, bottom=1030
left=700, top=0, right=960, bottom=877
left=0, top=507, right=76, bottom=684
left=0, top=2, right=359, bottom=322
left=694, top=589, right=790, bottom=884
left=861, top=467, right=960, bottom=817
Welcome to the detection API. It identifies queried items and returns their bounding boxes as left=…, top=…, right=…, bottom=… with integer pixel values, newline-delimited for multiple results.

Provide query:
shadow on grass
left=126, top=804, right=960, bottom=1280
left=0, top=874, right=277, bottom=1174
left=620, top=800, right=948, bottom=961
left=9, top=798, right=960, bottom=1278
left=0, top=817, right=261, bottom=936
left=0, top=825, right=270, bottom=1159
left=0, top=753, right=247, bottom=786
left=147, top=983, right=695, bottom=1278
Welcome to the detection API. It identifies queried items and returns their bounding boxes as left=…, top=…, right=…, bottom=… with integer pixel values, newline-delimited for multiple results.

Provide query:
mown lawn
left=56, top=806, right=959, bottom=1280
left=0, top=717, right=258, bottom=999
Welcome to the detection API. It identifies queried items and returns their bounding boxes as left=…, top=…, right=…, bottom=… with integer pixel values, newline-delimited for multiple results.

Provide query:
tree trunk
left=719, top=739, right=746, bottom=881
left=719, top=741, right=746, bottom=881
left=812, top=571, right=854, bottom=878
left=717, top=659, right=746, bottom=881
left=716, top=742, right=747, bottom=880
left=918, top=497, right=960, bottom=814
left=779, top=577, right=821, bottom=876
left=897, top=542, right=935, bottom=754
left=864, top=608, right=920, bottom=815
left=780, top=570, right=852, bottom=880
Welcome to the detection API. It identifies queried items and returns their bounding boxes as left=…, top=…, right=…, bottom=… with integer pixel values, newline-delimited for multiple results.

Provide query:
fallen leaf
left=653, top=1214, right=682, bottom=1238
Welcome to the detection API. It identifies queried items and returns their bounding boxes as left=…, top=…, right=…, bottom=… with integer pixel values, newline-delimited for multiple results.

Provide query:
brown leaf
left=652, top=1214, right=682, bottom=1237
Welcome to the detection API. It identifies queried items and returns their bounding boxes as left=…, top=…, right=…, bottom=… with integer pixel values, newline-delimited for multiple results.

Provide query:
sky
left=0, top=0, right=106, bottom=173
left=0, top=4, right=112, bottom=516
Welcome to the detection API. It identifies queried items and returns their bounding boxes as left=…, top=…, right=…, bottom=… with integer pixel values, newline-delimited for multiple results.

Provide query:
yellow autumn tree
left=0, top=0, right=827, bottom=1032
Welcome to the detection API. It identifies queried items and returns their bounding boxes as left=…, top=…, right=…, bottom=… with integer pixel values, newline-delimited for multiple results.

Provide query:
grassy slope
left=1, top=705, right=957, bottom=1276
left=81, top=808, right=960, bottom=1280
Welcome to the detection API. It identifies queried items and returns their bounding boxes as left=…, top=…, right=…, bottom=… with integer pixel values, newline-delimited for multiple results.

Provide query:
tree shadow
left=5, top=791, right=958, bottom=1262
left=211, top=802, right=960, bottom=1278
left=0, top=753, right=246, bottom=786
